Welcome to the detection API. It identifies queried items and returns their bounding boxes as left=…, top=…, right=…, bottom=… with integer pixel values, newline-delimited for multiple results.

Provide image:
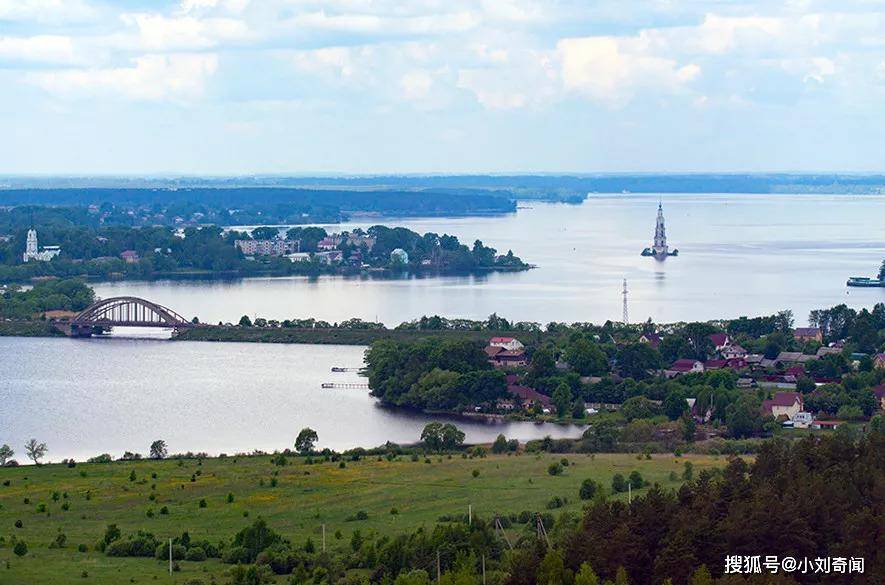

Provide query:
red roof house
left=507, top=385, right=551, bottom=408
left=761, top=392, right=804, bottom=420
left=709, top=333, right=731, bottom=351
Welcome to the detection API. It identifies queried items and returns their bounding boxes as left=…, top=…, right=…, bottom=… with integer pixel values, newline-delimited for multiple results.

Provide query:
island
left=0, top=224, right=530, bottom=284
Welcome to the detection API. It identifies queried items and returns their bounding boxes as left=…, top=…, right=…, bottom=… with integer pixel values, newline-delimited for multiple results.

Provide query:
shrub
left=227, top=518, right=282, bottom=563
left=78, top=544, right=88, bottom=553
left=154, top=542, right=187, bottom=561
left=611, top=474, right=626, bottom=493
left=472, top=469, right=480, bottom=478
left=186, top=547, right=207, bottom=562
left=14, top=519, right=22, bottom=528
left=628, top=470, right=645, bottom=489
left=579, top=479, right=600, bottom=500
left=50, top=533, right=67, bottom=549
left=160, top=506, right=169, bottom=515
left=199, top=499, right=207, bottom=508
left=346, top=510, right=369, bottom=522
left=227, top=492, right=235, bottom=504
left=547, top=462, right=564, bottom=476
left=107, top=531, right=161, bottom=557
left=546, top=496, right=565, bottom=509
left=13, top=541, right=27, bottom=556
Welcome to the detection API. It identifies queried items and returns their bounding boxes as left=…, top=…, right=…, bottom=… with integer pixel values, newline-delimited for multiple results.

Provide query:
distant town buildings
left=120, top=250, right=140, bottom=264
left=235, top=238, right=300, bottom=256
left=22, top=229, right=61, bottom=262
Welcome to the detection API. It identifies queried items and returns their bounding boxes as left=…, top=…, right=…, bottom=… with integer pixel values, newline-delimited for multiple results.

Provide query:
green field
left=0, top=453, right=726, bottom=584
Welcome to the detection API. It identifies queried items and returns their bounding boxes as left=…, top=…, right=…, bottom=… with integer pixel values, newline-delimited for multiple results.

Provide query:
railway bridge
left=56, top=296, right=194, bottom=337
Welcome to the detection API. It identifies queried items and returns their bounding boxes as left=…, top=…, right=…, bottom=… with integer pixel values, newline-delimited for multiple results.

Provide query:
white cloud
left=286, top=10, right=480, bottom=35
left=399, top=70, right=433, bottom=100
left=122, top=13, right=252, bottom=50
left=693, top=14, right=785, bottom=54
left=0, top=0, right=96, bottom=23
left=0, top=35, right=77, bottom=64
left=557, top=36, right=700, bottom=104
left=28, top=53, right=218, bottom=101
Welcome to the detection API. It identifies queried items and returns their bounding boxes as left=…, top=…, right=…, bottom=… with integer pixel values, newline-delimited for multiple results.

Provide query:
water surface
left=1, top=337, right=583, bottom=462
left=93, top=194, right=885, bottom=326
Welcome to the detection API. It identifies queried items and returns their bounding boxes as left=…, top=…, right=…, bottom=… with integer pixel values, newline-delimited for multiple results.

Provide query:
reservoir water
left=3, top=193, right=884, bottom=461
left=92, top=194, right=885, bottom=327
left=1, top=337, right=585, bottom=462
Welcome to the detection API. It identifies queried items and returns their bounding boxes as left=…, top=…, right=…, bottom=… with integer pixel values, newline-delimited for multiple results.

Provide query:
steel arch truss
left=71, top=296, right=192, bottom=329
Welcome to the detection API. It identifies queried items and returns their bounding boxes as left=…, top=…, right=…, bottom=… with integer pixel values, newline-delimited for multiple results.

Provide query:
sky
left=1, top=0, right=885, bottom=175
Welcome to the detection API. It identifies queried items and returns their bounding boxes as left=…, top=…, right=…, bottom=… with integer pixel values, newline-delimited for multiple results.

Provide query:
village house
left=874, top=353, right=885, bottom=370
left=317, top=235, right=343, bottom=251
left=774, top=351, right=818, bottom=366
left=485, top=346, right=528, bottom=367
left=315, top=250, right=344, bottom=265
left=872, top=384, right=885, bottom=410
left=489, top=337, right=524, bottom=351
left=639, top=332, right=662, bottom=349
left=703, top=359, right=729, bottom=370
left=815, top=346, right=842, bottom=358
left=788, top=411, right=813, bottom=428
left=761, top=392, right=804, bottom=421
left=120, top=250, right=140, bottom=264
left=811, top=420, right=842, bottom=430
left=793, top=327, right=823, bottom=343
left=722, top=344, right=747, bottom=360
left=709, top=333, right=731, bottom=352
left=507, top=384, right=552, bottom=412
left=666, top=359, right=704, bottom=377
left=345, top=232, right=376, bottom=250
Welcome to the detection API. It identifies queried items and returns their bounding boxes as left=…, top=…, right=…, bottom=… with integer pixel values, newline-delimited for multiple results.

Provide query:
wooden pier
left=321, top=382, right=370, bottom=389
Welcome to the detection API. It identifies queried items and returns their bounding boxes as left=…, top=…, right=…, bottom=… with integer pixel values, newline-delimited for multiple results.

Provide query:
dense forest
left=0, top=188, right=517, bottom=225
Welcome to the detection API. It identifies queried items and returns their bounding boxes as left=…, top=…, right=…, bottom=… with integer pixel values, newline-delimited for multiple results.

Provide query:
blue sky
left=2, top=0, right=885, bottom=174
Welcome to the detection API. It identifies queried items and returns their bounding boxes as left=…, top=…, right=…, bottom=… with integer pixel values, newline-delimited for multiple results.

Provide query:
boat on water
left=847, top=277, right=885, bottom=288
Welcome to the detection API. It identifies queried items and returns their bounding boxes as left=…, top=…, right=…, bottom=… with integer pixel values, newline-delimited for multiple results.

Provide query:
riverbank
left=0, top=318, right=550, bottom=346
left=176, top=325, right=546, bottom=345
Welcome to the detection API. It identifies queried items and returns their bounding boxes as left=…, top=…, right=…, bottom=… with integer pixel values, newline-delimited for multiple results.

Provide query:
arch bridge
left=61, top=296, right=194, bottom=337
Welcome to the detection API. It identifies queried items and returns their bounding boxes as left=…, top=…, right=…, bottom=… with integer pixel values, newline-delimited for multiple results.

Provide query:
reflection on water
left=1, top=337, right=585, bottom=462
left=94, top=194, right=885, bottom=327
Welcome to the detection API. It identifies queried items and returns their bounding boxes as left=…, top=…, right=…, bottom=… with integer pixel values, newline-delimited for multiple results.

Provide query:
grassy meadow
left=0, top=452, right=728, bottom=584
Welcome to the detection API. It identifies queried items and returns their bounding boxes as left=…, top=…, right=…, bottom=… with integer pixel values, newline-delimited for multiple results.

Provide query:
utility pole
left=482, top=555, right=486, bottom=585
left=468, top=504, right=472, bottom=525
left=628, top=482, right=632, bottom=504
left=322, top=524, right=326, bottom=553
left=168, top=538, right=172, bottom=575
left=622, top=278, right=629, bottom=325
left=437, top=550, right=441, bottom=582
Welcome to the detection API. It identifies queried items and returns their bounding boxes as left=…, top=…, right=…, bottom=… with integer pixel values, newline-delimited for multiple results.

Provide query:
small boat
left=846, top=277, right=885, bottom=288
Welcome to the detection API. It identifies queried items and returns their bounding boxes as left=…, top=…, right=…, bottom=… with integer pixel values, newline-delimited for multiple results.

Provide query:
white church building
left=22, top=229, right=61, bottom=262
